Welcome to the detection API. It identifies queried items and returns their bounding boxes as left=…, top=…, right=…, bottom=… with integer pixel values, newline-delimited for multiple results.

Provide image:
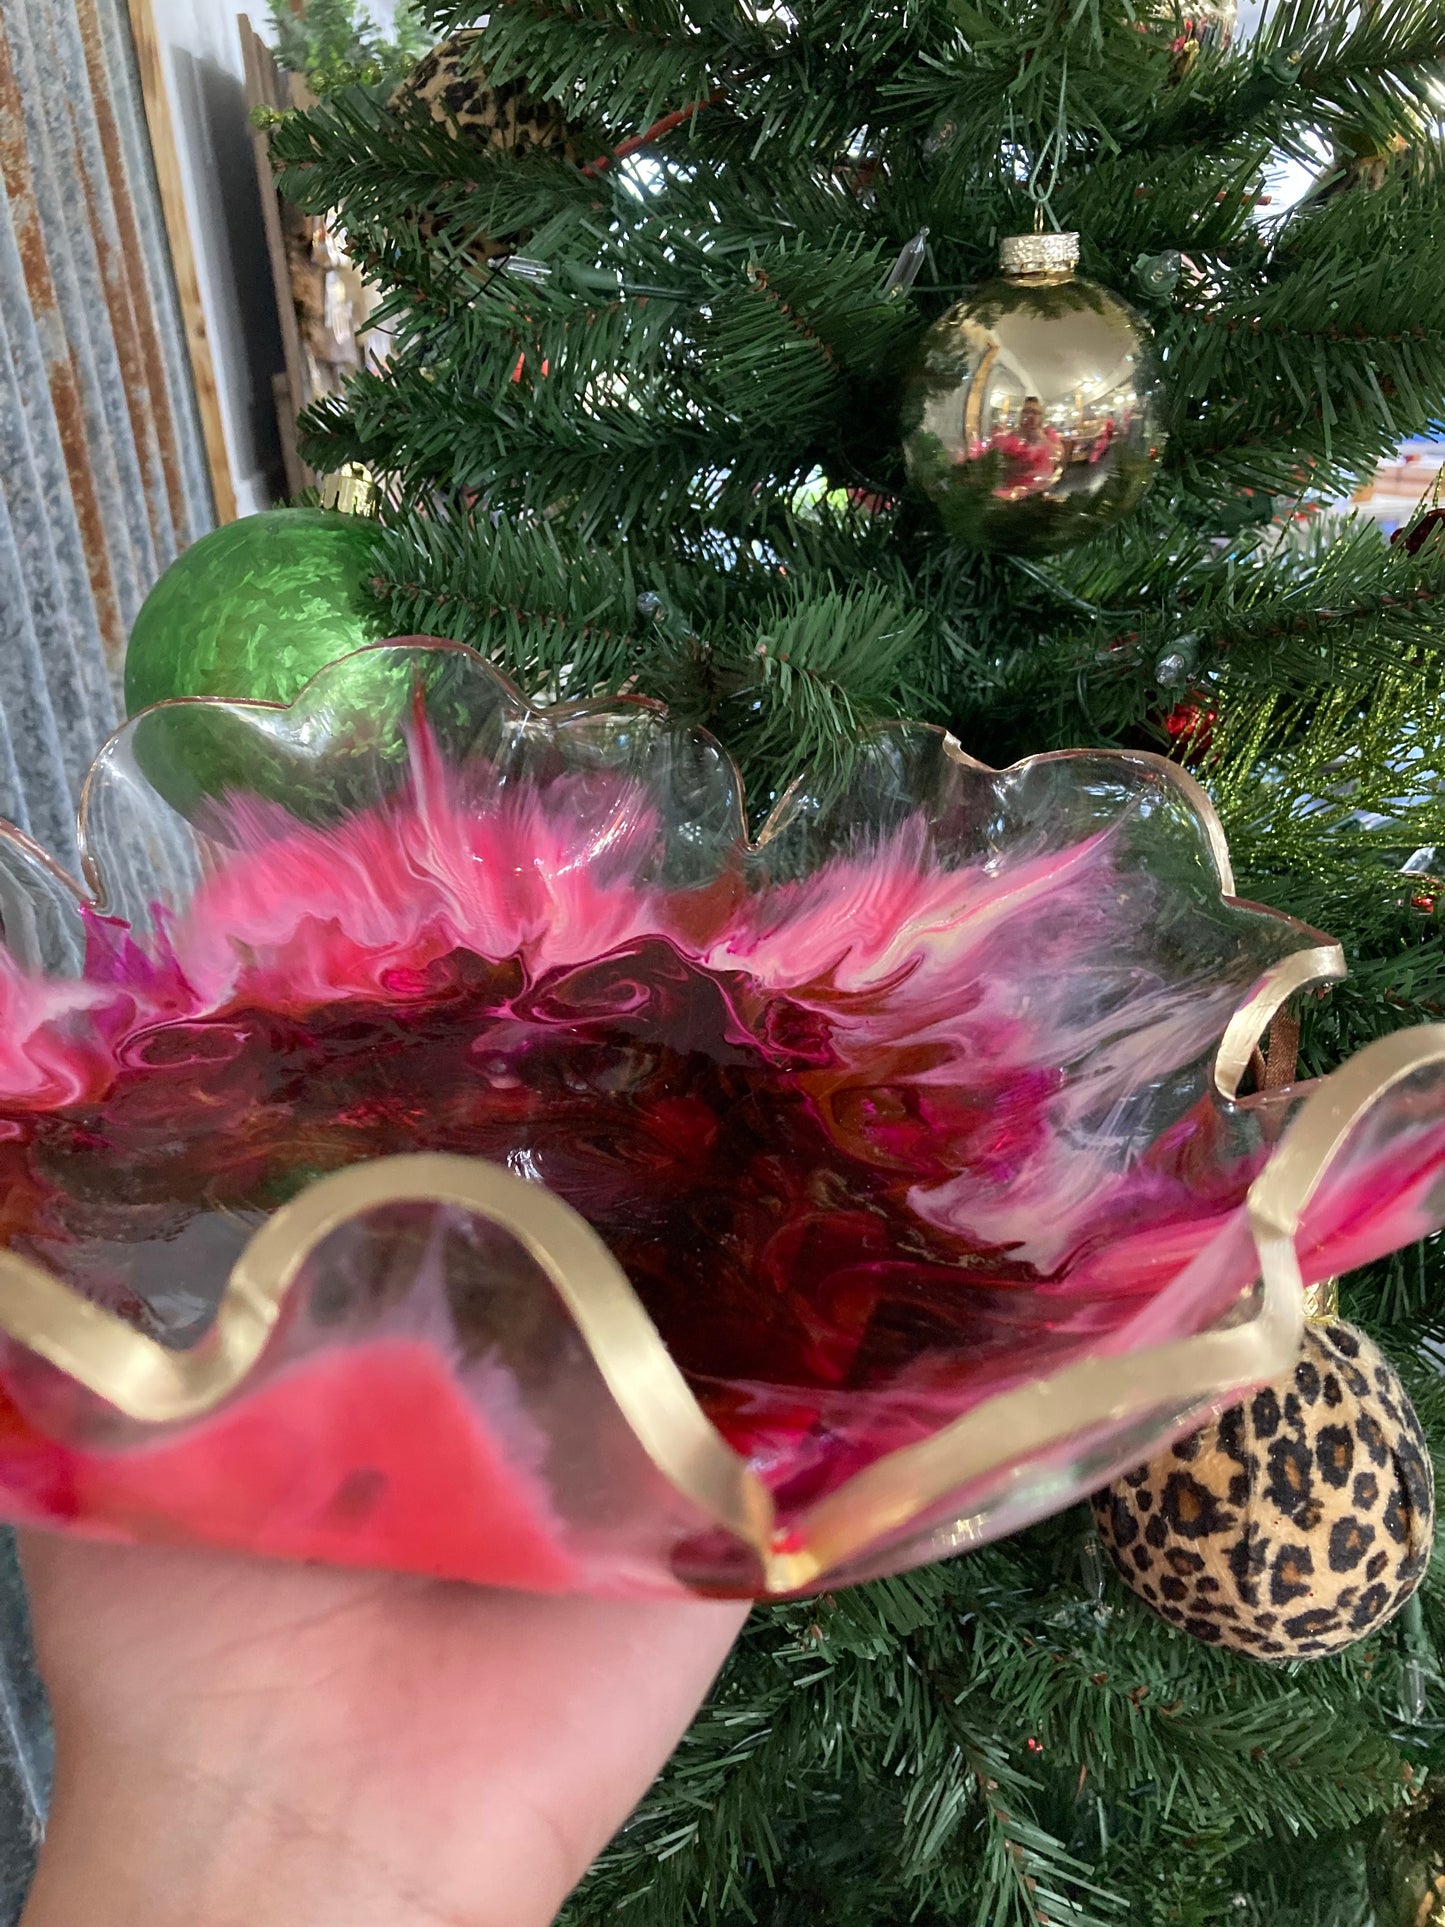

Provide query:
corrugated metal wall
left=0, top=0, right=214, bottom=865
left=0, top=5, right=217, bottom=1913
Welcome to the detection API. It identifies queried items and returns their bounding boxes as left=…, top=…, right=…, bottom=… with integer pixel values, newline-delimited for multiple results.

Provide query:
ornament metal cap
left=999, top=230, right=1080, bottom=279
left=1301, top=1275, right=1341, bottom=1324
left=318, top=463, right=378, bottom=516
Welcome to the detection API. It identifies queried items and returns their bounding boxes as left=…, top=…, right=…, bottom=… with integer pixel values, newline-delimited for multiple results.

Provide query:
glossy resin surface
left=0, top=642, right=1441, bottom=1596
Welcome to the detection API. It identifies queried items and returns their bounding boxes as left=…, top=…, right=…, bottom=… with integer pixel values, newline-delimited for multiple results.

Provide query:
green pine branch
left=281, top=8, right=1445, bottom=1911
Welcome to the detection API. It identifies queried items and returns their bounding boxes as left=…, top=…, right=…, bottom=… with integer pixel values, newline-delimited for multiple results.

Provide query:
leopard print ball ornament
left=1092, top=1315, right=1433, bottom=1660
left=390, top=34, right=590, bottom=266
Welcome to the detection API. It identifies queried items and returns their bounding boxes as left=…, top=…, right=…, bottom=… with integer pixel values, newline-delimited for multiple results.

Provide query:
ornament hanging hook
left=1011, top=62, right=1069, bottom=234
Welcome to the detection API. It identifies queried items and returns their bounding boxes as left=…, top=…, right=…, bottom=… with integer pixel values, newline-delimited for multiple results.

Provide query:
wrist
left=18, top=1537, right=748, bottom=1927
left=24, top=1725, right=567, bottom=1927
left=25, top=1736, right=282, bottom=1927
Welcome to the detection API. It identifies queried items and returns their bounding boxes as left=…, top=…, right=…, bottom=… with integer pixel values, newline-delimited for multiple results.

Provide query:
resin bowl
left=0, top=640, right=1442, bottom=1599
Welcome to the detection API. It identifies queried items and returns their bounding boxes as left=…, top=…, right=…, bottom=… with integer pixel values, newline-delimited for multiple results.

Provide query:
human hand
left=19, top=1532, right=747, bottom=1927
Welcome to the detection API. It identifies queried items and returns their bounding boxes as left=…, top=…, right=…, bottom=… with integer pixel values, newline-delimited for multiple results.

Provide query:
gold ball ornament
left=900, top=232, right=1165, bottom=556
left=1160, top=0, right=1238, bottom=62
left=1368, top=1783, right=1445, bottom=1927
left=1092, top=1310, right=1434, bottom=1661
left=390, top=32, right=589, bottom=265
left=1299, top=130, right=1415, bottom=211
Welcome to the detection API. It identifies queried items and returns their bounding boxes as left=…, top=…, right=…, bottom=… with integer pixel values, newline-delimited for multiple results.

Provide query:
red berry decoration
left=1163, top=699, right=1218, bottom=758
left=1391, top=508, right=1445, bottom=556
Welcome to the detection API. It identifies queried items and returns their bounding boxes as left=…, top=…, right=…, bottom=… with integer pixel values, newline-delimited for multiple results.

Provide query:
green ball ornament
left=901, top=231, right=1165, bottom=556
left=124, top=509, right=391, bottom=715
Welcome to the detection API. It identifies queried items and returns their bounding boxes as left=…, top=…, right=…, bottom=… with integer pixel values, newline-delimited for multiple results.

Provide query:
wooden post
left=124, top=0, right=239, bottom=523
left=239, top=15, right=312, bottom=497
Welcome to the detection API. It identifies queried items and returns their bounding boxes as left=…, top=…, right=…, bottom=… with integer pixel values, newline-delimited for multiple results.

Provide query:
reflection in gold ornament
left=1165, top=0, right=1238, bottom=70
left=901, top=231, right=1164, bottom=555
left=1369, top=1784, right=1445, bottom=1927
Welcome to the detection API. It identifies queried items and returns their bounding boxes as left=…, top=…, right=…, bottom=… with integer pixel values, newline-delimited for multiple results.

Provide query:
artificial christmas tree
left=256, top=1, right=1445, bottom=1920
